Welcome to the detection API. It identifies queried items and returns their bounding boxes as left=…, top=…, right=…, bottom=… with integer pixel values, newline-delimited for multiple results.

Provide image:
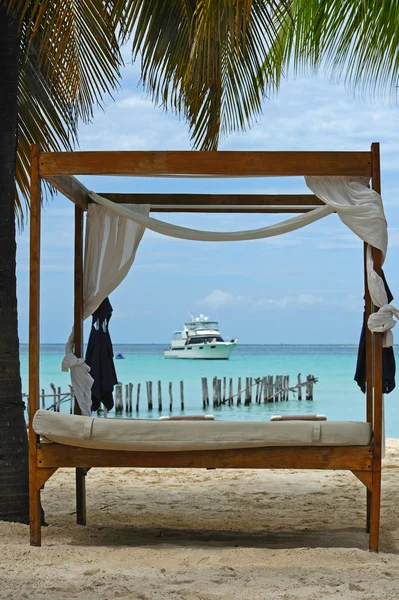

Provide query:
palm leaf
left=118, top=0, right=291, bottom=150
left=6, top=0, right=128, bottom=220
left=273, top=0, right=399, bottom=101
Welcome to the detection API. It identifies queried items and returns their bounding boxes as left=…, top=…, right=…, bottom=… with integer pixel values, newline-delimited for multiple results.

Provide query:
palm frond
left=9, top=0, right=124, bottom=122
left=119, top=0, right=291, bottom=150
left=274, top=0, right=399, bottom=102
left=6, top=0, right=129, bottom=220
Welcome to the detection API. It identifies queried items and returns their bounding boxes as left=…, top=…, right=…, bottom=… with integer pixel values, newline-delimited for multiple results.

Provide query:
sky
left=15, top=55, right=399, bottom=345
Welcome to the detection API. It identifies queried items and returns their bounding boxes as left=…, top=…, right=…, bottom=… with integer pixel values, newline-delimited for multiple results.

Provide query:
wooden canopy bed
left=29, top=143, right=384, bottom=550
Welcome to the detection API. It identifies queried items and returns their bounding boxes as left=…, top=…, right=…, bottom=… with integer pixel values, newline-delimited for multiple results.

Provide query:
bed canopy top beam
left=39, top=150, right=372, bottom=178
left=97, top=192, right=324, bottom=213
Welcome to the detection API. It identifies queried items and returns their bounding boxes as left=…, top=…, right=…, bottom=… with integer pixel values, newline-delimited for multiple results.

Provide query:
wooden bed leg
left=76, top=468, right=87, bottom=525
left=29, top=472, right=41, bottom=546
left=369, top=468, right=381, bottom=551
left=366, top=489, right=371, bottom=533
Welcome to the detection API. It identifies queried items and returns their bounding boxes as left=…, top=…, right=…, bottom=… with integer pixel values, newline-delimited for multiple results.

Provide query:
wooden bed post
left=364, top=240, right=373, bottom=533
left=29, top=144, right=42, bottom=546
left=369, top=142, right=383, bottom=552
left=74, top=206, right=87, bottom=525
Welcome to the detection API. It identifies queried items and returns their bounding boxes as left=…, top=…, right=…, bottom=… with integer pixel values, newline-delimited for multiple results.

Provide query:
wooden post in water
left=136, top=383, right=141, bottom=413
left=285, top=376, right=290, bottom=400
left=57, top=386, right=61, bottom=412
left=274, top=377, right=279, bottom=402
left=218, top=379, right=222, bottom=407
left=180, top=380, right=184, bottom=411
left=228, top=378, right=233, bottom=405
left=115, top=383, right=123, bottom=413
left=201, top=377, right=208, bottom=409
left=129, top=383, right=133, bottom=413
left=244, top=378, right=250, bottom=406
left=50, top=383, right=56, bottom=410
left=147, top=381, right=153, bottom=410
left=237, top=377, right=242, bottom=406
left=69, top=385, right=74, bottom=414
left=158, top=380, right=162, bottom=412
left=212, top=377, right=217, bottom=408
left=305, top=375, right=310, bottom=400
left=223, top=377, right=226, bottom=403
left=169, top=382, right=173, bottom=412
left=297, top=373, right=302, bottom=400
left=41, top=389, right=45, bottom=410
left=262, top=377, right=267, bottom=403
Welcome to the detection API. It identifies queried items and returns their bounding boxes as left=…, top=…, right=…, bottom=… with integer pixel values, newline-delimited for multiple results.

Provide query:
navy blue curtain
left=85, top=297, right=118, bottom=411
left=354, top=271, right=396, bottom=394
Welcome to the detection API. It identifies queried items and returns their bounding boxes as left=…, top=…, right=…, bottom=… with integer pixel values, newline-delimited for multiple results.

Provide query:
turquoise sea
left=20, top=344, right=399, bottom=437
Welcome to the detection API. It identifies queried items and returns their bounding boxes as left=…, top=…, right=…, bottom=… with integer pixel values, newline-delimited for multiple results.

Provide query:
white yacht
left=164, top=315, right=237, bottom=359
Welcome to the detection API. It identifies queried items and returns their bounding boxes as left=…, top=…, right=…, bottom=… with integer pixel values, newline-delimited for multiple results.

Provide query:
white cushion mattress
left=33, top=410, right=372, bottom=451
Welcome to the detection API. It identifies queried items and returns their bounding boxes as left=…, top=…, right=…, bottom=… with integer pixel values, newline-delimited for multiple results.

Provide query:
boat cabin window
left=172, top=332, right=183, bottom=340
left=188, top=335, right=224, bottom=344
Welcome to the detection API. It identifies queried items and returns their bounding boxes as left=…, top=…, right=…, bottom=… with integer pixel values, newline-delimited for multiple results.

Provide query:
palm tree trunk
left=0, top=2, right=29, bottom=523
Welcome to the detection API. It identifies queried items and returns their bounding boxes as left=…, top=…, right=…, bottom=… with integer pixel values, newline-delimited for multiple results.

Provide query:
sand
left=1, top=441, right=399, bottom=599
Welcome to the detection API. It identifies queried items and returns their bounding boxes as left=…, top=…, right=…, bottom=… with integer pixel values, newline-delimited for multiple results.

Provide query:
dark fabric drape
left=355, top=270, right=396, bottom=394
left=85, top=297, right=118, bottom=411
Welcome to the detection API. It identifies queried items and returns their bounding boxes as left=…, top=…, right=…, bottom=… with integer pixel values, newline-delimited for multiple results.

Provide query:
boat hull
left=164, top=342, right=237, bottom=360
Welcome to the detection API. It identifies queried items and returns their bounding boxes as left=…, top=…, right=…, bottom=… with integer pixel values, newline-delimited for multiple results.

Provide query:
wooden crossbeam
left=44, top=175, right=90, bottom=210
left=37, top=443, right=373, bottom=471
left=97, top=193, right=324, bottom=213
left=39, top=150, right=372, bottom=177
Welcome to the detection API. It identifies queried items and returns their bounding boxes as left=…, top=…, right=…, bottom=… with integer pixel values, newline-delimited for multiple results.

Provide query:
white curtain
left=304, top=176, right=399, bottom=348
left=304, top=176, right=387, bottom=258
left=89, top=191, right=335, bottom=242
left=83, top=203, right=149, bottom=319
left=62, top=203, right=149, bottom=415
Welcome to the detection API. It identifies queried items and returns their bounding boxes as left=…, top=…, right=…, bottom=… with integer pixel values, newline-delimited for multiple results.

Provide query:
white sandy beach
left=2, top=440, right=399, bottom=599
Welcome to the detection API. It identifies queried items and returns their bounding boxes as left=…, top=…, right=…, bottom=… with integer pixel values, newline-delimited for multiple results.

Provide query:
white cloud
left=255, top=293, right=324, bottom=310
left=198, top=289, right=252, bottom=310
left=197, top=290, right=323, bottom=312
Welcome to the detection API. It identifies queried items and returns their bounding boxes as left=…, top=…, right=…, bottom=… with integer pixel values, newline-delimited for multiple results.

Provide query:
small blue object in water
left=115, top=353, right=125, bottom=359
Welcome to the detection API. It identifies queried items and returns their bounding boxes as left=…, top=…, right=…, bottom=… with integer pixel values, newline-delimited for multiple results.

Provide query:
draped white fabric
left=304, top=177, right=399, bottom=347
left=88, top=191, right=335, bottom=242
left=83, top=203, right=149, bottom=319
left=62, top=203, right=149, bottom=415
left=305, top=176, right=388, bottom=259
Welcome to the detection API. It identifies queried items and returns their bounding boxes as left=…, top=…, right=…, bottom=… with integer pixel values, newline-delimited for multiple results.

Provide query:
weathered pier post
left=69, top=385, right=74, bottom=414
left=268, top=376, right=274, bottom=402
left=50, top=383, right=56, bottom=410
left=237, top=377, right=242, bottom=406
left=201, top=377, right=209, bottom=409
left=244, top=377, right=250, bottom=406
left=228, top=378, right=233, bottom=405
left=169, top=382, right=173, bottom=412
left=297, top=373, right=302, bottom=400
left=223, top=377, right=226, bottom=403
left=129, top=382, right=133, bottom=413
left=125, top=384, right=129, bottom=413
left=136, top=382, right=141, bottom=413
left=146, top=381, right=153, bottom=410
left=115, top=383, right=123, bottom=414
left=180, top=380, right=184, bottom=411
left=158, top=380, right=162, bottom=412
left=212, top=377, right=218, bottom=408
left=41, top=388, right=45, bottom=410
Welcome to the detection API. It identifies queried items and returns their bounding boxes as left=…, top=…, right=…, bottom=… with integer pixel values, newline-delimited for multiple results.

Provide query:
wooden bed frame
left=28, top=143, right=383, bottom=550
